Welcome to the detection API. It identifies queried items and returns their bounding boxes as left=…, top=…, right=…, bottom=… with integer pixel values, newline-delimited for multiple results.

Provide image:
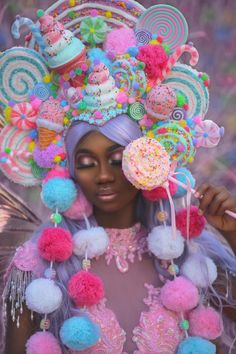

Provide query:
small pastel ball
left=179, top=319, right=189, bottom=330
left=40, top=318, right=51, bottom=330
left=156, top=211, right=168, bottom=222
left=51, top=212, right=62, bottom=224
left=168, top=264, right=179, bottom=275
left=44, top=268, right=57, bottom=280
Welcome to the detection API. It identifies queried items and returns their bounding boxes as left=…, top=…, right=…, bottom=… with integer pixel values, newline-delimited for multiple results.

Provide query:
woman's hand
left=195, top=183, right=236, bottom=232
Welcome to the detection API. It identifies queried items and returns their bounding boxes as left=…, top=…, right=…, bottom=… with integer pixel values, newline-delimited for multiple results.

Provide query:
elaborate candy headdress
left=1, top=1, right=235, bottom=353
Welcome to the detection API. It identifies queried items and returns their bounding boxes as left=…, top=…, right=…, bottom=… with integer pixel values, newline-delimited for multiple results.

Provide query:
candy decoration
left=0, top=125, right=40, bottom=186
left=26, top=331, right=62, bottom=354
left=171, top=108, right=187, bottom=121
left=136, top=5, right=188, bottom=53
left=31, top=83, right=51, bottom=101
left=122, top=137, right=170, bottom=190
left=128, top=102, right=146, bottom=121
left=152, top=121, right=195, bottom=165
left=176, top=336, right=216, bottom=354
left=158, top=44, right=199, bottom=83
left=164, top=63, right=209, bottom=119
left=135, top=29, right=152, bottom=46
left=0, top=47, right=48, bottom=108
left=194, top=120, right=222, bottom=148
left=10, top=102, right=37, bottom=130
left=80, top=17, right=108, bottom=45
left=11, top=16, right=46, bottom=52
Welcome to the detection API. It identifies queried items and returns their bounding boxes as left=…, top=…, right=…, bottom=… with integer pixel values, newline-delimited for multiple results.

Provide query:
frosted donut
left=10, top=102, right=37, bottom=130
left=122, top=137, right=170, bottom=190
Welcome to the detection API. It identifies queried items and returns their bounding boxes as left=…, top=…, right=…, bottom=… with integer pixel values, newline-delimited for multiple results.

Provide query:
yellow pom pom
left=43, top=74, right=52, bottom=83
left=63, top=117, right=69, bottom=125
left=179, top=120, right=187, bottom=128
left=4, top=107, right=12, bottom=122
left=105, top=11, right=112, bottom=18
left=54, top=155, right=62, bottom=163
left=146, top=85, right=151, bottom=93
left=147, top=131, right=154, bottom=138
left=117, top=103, right=122, bottom=109
left=188, top=157, right=194, bottom=163
left=28, top=141, right=35, bottom=152
left=69, top=0, right=76, bottom=6
left=149, top=39, right=159, bottom=45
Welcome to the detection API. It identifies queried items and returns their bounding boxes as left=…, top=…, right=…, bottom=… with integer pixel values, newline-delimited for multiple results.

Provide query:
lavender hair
left=30, top=114, right=236, bottom=352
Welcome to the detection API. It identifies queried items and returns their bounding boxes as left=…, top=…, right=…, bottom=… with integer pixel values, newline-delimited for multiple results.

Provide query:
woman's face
left=74, top=131, right=139, bottom=215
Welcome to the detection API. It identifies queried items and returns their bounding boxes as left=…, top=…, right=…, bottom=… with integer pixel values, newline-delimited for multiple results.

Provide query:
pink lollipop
left=122, top=137, right=170, bottom=190
left=194, top=120, right=222, bottom=148
left=10, top=102, right=37, bottom=130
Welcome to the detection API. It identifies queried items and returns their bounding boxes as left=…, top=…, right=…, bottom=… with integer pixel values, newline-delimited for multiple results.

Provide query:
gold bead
left=82, top=259, right=91, bottom=270
left=156, top=211, right=168, bottom=222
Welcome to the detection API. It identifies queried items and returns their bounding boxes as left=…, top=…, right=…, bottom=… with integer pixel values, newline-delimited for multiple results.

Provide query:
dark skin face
left=74, top=131, right=139, bottom=228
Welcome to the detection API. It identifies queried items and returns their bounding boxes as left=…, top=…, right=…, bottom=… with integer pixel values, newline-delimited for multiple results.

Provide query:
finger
left=198, top=186, right=222, bottom=214
left=218, top=198, right=236, bottom=216
left=194, top=183, right=211, bottom=199
left=207, top=191, right=230, bottom=216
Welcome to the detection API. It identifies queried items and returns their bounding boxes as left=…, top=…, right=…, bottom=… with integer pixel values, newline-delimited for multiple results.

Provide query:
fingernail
left=198, top=209, right=204, bottom=216
left=194, top=192, right=200, bottom=198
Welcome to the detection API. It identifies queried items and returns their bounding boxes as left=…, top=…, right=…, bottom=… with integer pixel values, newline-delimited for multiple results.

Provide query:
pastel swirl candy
left=135, top=29, right=152, bottom=46
left=152, top=120, right=195, bottom=165
left=0, top=47, right=49, bottom=108
left=10, top=102, right=37, bottom=130
left=0, top=125, right=40, bottom=186
left=194, top=120, right=222, bottom=148
left=171, top=108, right=187, bottom=121
left=128, top=102, right=146, bottom=121
left=135, top=4, right=188, bottom=53
left=122, top=137, right=170, bottom=190
left=164, top=63, right=209, bottom=119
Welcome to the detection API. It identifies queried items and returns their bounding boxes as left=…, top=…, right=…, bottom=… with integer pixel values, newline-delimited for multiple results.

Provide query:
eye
left=75, top=156, right=98, bottom=169
left=109, top=151, right=123, bottom=166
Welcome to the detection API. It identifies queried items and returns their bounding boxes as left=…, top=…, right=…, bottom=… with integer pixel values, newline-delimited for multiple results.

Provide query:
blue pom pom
left=87, top=48, right=112, bottom=73
left=41, top=177, right=77, bottom=212
left=174, top=167, right=196, bottom=199
left=60, top=316, right=101, bottom=351
left=177, top=336, right=216, bottom=354
left=127, top=46, right=139, bottom=57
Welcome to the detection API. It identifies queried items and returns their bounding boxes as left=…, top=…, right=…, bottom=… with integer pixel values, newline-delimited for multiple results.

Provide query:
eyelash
left=76, top=156, right=123, bottom=169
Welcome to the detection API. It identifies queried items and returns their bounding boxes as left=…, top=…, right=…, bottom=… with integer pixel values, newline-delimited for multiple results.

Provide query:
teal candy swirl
left=0, top=47, right=48, bottom=108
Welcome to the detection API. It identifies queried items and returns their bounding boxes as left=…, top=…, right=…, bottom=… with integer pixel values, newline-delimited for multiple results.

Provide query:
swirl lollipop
left=194, top=120, right=223, bottom=148
left=122, top=137, right=170, bottom=190
left=135, top=4, right=188, bottom=53
left=10, top=102, right=37, bottom=130
left=151, top=120, right=196, bottom=165
left=0, top=47, right=49, bottom=108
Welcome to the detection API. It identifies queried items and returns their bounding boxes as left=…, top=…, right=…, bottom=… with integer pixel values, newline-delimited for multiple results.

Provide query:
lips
left=97, top=187, right=118, bottom=201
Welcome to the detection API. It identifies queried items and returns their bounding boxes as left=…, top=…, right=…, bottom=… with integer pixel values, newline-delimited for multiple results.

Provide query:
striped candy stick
left=157, top=44, right=199, bottom=84
left=11, top=15, right=46, bottom=52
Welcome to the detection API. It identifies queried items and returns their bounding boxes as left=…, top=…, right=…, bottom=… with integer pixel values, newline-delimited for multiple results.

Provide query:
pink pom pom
left=38, top=227, right=73, bottom=262
left=176, top=206, right=206, bottom=239
left=189, top=306, right=223, bottom=340
left=26, top=331, right=62, bottom=354
left=142, top=181, right=177, bottom=201
left=136, top=44, right=168, bottom=81
left=160, top=276, right=199, bottom=312
left=68, top=270, right=104, bottom=307
left=63, top=190, right=92, bottom=220
left=104, top=28, right=136, bottom=55
left=44, top=166, right=69, bottom=183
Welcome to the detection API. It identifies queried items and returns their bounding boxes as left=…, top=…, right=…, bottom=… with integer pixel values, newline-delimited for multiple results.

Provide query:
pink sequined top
left=10, top=223, right=184, bottom=353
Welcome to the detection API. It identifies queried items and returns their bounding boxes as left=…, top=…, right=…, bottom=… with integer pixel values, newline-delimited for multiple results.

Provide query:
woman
left=4, top=114, right=236, bottom=354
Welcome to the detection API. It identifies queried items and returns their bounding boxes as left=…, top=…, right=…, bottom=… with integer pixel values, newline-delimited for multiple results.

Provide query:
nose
left=95, top=161, right=115, bottom=184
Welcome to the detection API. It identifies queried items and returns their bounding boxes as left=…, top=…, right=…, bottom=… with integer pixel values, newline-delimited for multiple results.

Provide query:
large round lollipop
left=122, top=137, right=170, bottom=190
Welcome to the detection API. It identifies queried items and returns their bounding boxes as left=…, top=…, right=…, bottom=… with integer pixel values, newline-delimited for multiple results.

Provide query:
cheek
left=74, top=171, right=95, bottom=196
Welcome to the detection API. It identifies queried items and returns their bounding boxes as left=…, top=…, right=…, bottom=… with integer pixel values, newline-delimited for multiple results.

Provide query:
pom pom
left=38, top=227, right=73, bottom=262
left=177, top=336, right=216, bottom=354
left=41, top=177, right=77, bottom=212
left=136, top=44, right=168, bottom=81
left=142, top=181, right=177, bottom=201
left=160, top=276, right=199, bottom=312
left=104, top=28, right=136, bottom=55
left=87, top=48, right=112, bottom=73
left=60, top=316, right=100, bottom=351
left=147, top=226, right=185, bottom=260
left=189, top=306, right=223, bottom=340
left=26, top=332, right=62, bottom=354
left=73, top=227, right=109, bottom=258
left=26, top=278, right=62, bottom=314
left=68, top=271, right=104, bottom=307
left=44, top=166, right=69, bottom=183
left=180, top=254, right=217, bottom=288
left=33, top=144, right=63, bottom=168
left=174, top=167, right=196, bottom=198
left=63, top=190, right=93, bottom=220
left=176, top=206, right=206, bottom=238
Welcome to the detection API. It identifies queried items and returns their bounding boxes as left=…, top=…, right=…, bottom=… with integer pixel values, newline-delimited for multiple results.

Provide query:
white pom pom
left=25, top=278, right=63, bottom=314
left=147, top=225, right=185, bottom=260
left=181, top=254, right=217, bottom=288
left=73, top=227, right=109, bottom=259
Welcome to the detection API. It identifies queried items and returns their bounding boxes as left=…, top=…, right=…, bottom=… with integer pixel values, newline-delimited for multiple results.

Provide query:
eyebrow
left=75, top=144, right=123, bottom=156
